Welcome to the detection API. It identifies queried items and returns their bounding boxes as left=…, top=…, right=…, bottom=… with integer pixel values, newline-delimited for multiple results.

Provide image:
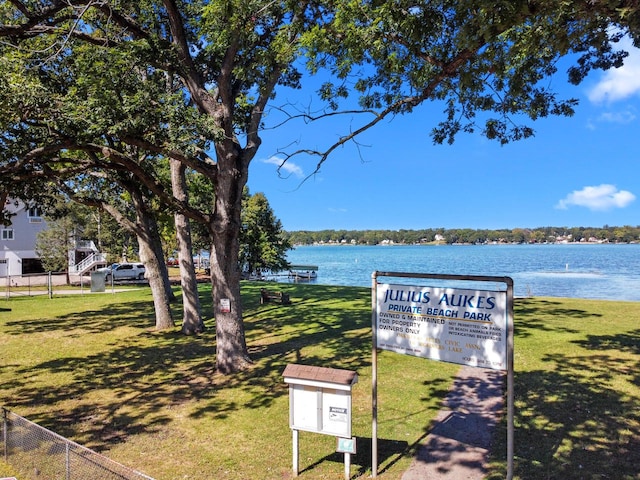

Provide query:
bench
left=260, top=288, right=290, bottom=305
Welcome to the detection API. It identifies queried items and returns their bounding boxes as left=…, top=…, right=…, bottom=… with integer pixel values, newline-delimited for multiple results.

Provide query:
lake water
left=283, top=244, right=640, bottom=301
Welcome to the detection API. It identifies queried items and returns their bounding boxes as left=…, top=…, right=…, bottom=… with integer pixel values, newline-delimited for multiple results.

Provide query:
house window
left=1, top=229, right=14, bottom=240
left=28, top=206, right=43, bottom=223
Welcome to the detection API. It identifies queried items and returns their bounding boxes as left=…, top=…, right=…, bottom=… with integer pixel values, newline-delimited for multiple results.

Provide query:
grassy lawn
left=487, top=297, right=640, bottom=480
left=1, top=284, right=639, bottom=479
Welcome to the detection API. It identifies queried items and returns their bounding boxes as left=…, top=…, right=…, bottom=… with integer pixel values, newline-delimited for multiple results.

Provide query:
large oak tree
left=1, top=1, right=638, bottom=373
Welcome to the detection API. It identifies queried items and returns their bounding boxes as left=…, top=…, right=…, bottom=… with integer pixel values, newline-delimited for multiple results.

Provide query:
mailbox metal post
left=283, top=364, right=358, bottom=479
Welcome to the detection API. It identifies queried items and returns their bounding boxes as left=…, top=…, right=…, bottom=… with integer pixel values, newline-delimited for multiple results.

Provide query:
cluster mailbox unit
left=282, top=364, right=358, bottom=478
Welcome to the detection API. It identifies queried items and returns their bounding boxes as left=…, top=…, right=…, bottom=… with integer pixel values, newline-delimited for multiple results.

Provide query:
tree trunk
left=138, top=234, right=174, bottom=329
left=210, top=234, right=251, bottom=373
left=131, top=190, right=175, bottom=330
left=69, top=192, right=174, bottom=329
left=171, top=159, right=205, bottom=335
left=210, top=152, right=251, bottom=374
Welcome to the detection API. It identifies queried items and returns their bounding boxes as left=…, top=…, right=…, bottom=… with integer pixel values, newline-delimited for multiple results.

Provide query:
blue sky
left=247, top=39, right=640, bottom=232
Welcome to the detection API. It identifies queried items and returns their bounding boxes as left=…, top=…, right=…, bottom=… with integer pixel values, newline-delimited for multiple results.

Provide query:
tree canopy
left=240, top=189, right=291, bottom=276
left=285, top=225, right=640, bottom=246
left=2, top=0, right=639, bottom=373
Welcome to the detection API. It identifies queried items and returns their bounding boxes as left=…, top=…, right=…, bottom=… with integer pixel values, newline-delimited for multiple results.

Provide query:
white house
left=0, top=198, right=107, bottom=278
left=0, top=199, right=47, bottom=277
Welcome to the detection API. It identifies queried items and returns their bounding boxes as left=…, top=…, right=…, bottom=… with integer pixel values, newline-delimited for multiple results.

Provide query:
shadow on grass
left=7, top=286, right=636, bottom=479
left=187, top=282, right=373, bottom=420
left=297, top=436, right=409, bottom=479
left=3, top=326, right=218, bottom=448
left=1, top=282, right=374, bottom=452
left=513, top=297, right=602, bottom=337
left=487, top=299, right=640, bottom=480
left=3, top=298, right=157, bottom=335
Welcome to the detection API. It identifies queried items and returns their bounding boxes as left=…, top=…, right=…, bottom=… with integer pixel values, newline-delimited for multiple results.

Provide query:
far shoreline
left=292, top=241, right=638, bottom=247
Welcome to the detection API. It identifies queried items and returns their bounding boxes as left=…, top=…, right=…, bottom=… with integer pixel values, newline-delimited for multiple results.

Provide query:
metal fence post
left=66, top=443, right=70, bottom=480
left=3, top=407, right=7, bottom=462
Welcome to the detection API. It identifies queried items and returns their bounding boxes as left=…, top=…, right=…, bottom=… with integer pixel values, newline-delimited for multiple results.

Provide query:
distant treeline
left=285, top=225, right=640, bottom=245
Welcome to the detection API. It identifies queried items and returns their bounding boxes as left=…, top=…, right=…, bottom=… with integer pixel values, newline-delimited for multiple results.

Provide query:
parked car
left=99, top=263, right=146, bottom=281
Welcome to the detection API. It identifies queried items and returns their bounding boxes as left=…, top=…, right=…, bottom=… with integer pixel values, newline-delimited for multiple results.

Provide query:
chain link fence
left=3, top=272, right=74, bottom=299
left=2, top=409, right=155, bottom=480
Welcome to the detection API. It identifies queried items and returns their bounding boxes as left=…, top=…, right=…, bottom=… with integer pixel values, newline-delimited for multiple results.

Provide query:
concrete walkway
left=402, top=366, right=505, bottom=480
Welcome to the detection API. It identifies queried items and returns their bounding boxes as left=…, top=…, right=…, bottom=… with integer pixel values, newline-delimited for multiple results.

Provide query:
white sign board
left=376, top=283, right=508, bottom=370
left=322, top=389, right=351, bottom=437
left=290, top=385, right=320, bottom=431
left=288, top=386, right=353, bottom=437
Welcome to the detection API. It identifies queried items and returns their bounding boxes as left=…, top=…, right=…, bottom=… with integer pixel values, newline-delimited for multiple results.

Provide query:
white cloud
left=555, top=184, right=636, bottom=211
left=587, top=38, right=640, bottom=103
left=262, top=156, right=304, bottom=178
left=597, top=109, right=636, bottom=124
left=585, top=106, right=636, bottom=131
